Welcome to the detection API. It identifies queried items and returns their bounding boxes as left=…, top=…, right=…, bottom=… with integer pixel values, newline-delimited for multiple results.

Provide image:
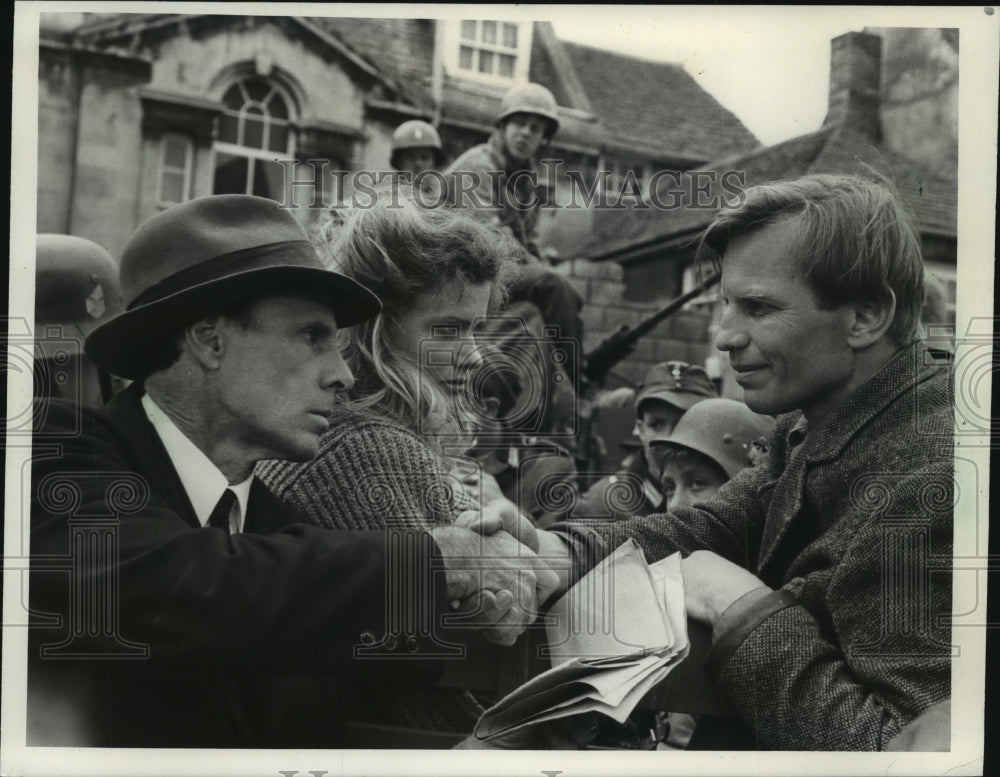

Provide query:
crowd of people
left=26, top=82, right=953, bottom=752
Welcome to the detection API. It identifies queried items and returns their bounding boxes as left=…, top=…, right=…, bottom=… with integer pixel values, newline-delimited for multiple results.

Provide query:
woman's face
left=388, top=279, right=492, bottom=393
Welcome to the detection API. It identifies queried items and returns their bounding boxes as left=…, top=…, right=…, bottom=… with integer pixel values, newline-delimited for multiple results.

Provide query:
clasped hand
left=432, top=499, right=558, bottom=646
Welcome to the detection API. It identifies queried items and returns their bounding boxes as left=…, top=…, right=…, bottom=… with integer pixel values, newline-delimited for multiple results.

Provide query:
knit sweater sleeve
left=258, top=417, right=463, bottom=532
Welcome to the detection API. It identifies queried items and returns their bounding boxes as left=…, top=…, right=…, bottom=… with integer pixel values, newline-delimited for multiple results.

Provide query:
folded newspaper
left=474, top=540, right=689, bottom=741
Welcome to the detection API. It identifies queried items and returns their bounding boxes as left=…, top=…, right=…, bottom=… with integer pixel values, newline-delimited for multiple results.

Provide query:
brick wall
left=552, top=257, right=712, bottom=388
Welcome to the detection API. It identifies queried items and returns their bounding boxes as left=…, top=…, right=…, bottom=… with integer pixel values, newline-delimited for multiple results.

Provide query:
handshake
left=430, top=499, right=567, bottom=646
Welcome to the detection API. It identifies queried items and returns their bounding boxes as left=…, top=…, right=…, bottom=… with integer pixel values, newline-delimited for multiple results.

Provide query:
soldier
left=651, top=398, right=775, bottom=512
left=444, top=82, right=584, bottom=391
left=389, top=119, right=445, bottom=176
left=34, top=234, right=125, bottom=407
left=572, top=361, right=717, bottom=521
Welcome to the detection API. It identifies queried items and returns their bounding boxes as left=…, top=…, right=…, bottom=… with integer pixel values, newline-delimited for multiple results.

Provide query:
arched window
left=212, top=76, right=295, bottom=200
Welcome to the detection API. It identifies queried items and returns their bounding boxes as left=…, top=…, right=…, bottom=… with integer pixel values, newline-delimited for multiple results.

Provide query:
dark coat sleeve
left=29, top=399, right=454, bottom=676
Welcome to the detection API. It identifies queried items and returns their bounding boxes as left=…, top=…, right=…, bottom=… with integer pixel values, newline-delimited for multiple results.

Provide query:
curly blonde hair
left=315, top=185, right=521, bottom=447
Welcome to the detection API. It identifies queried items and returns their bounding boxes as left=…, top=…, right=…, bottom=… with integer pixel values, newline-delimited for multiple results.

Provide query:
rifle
left=583, top=271, right=720, bottom=385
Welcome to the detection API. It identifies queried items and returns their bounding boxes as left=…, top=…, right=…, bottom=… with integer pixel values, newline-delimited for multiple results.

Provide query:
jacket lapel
left=243, top=480, right=300, bottom=535
left=755, top=342, right=942, bottom=584
left=755, top=415, right=808, bottom=583
left=106, top=383, right=201, bottom=529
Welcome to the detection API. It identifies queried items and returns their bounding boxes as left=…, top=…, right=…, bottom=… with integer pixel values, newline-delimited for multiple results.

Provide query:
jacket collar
left=106, top=383, right=201, bottom=529
left=785, top=339, right=947, bottom=466
left=755, top=339, right=947, bottom=582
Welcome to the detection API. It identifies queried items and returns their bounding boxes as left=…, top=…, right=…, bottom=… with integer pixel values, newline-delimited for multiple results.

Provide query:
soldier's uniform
left=573, top=361, right=717, bottom=521
left=444, top=83, right=584, bottom=390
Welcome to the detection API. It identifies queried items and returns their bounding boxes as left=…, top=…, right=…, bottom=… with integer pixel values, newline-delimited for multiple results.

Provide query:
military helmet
left=390, top=120, right=444, bottom=169
left=497, top=82, right=560, bottom=139
left=35, top=234, right=124, bottom=352
left=652, top=398, right=775, bottom=479
left=635, top=360, right=717, bottom=417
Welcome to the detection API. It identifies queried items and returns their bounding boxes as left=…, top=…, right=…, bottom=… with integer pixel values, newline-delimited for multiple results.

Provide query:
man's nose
left=714, top=307, right=749, bottom=352
left=667, top=488, right=693, bottom=512
left=322, top=349, right=355, bottom=392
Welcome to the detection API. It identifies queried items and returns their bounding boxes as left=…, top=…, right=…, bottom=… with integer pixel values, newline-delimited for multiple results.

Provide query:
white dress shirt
left=141, top=393, right=252, bottom=534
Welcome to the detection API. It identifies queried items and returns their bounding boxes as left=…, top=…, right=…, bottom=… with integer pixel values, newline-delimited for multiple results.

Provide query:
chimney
left=822, top=31, right=882, bottom=141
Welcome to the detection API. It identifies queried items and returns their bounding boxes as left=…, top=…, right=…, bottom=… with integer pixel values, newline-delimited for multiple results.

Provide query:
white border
left=5, top=4, right=996, bottom=776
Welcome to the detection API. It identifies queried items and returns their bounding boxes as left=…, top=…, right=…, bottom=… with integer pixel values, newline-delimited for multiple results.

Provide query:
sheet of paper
left=545, top=540, right=672, bottom=664
left=475, top=542, right=693, bottom=741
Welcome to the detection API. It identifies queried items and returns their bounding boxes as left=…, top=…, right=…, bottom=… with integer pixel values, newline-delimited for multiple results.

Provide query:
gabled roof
left=310, top=17, right=436, bottom=107
left=65, top=13, right=760, bottom=164
left=70, top=13, right=419, bottom=105
left=585, top=124, right=957, bottom=261
left=562, top=42, right=760, bottom=162
left=305, top=18, right=760, bottom=161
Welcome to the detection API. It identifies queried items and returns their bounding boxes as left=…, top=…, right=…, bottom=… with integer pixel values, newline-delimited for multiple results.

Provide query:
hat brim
left=636, top=388, right=710, bottom=414
left=85, top=265, right=381, bottom=380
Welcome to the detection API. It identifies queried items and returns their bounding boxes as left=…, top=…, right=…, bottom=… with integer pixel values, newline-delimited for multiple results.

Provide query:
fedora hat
left=85, top=195, right=381, bottom=379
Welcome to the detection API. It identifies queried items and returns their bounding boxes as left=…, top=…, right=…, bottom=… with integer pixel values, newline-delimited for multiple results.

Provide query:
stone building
left=37, top=12, right=758, bottom=260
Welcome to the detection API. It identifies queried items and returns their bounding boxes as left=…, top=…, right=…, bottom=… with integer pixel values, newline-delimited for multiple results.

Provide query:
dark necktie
left=207, top=488, right=237, bottom=535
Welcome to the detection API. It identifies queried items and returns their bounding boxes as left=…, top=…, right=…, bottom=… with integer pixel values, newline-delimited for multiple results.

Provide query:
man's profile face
left=213, top=293, right=354, bottom=463
left=395, top=147, right=438, bottom=176
left=714, top=215, right=856, bottom=423
left=501, top=113, right=547, bottom=161
left=635, top=401, right=683, bottom=474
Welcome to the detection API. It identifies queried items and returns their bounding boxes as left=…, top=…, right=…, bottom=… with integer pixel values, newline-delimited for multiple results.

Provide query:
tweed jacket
left=563, top=341, right=953, bottom=749
left=258, top=406, right=478, bottom=531
left=28, top=384, right=452, bottom=747
left=444, top=132, right=544, bottom=259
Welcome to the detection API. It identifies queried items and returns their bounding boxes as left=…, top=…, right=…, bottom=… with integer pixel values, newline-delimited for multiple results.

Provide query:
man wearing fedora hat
left=572, top=361, right=718, bottom=521
left=27, top=194, right=557, bottom=748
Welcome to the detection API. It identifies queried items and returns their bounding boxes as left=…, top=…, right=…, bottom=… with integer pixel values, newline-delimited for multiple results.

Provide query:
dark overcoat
left=28, top=384, right=450, bottom=747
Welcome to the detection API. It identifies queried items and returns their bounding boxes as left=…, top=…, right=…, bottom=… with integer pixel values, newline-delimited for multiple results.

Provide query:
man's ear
left=846, top=288, right=896, bottom=349
left=183, top=317, right=226, bottom=370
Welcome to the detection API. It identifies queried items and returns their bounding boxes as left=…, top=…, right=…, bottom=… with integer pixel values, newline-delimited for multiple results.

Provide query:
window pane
left=498, top=54, right=515, bottom=78
left=162, top=135, right=188, bottom=168
left=160, top=171, right=185, bottom=203
left=243, top=116, right=265, bottom=149
left=459, top=45, right=473, bottom=69
left=269, top=123, right=288, bottom=153
left=213, top=152, right=249, bottom=194
left=478, top=50, right=494, bottom=74
left=222, top=85, right=243, bottom=110
left=482, top=21, right=497, bottom=44
left=461, top=20, right=476, bottom=40
left=219, top=113, right=239, bottom=143
left=267, top=93, right=288, bottom=120
left=244, top=78, right=269, bottom=102
left=502, top=23, right=517, bottom=48
left=252, top=159, right=285, bottom=201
